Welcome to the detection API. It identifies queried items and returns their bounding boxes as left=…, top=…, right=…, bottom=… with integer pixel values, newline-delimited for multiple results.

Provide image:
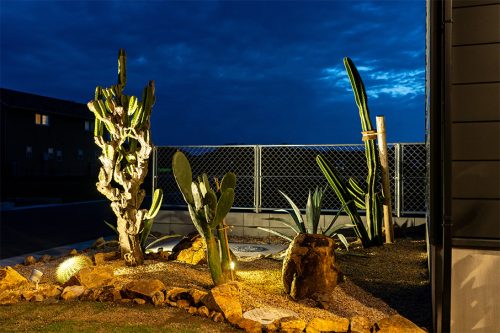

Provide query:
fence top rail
left=155, top=142, right=425, bottom=149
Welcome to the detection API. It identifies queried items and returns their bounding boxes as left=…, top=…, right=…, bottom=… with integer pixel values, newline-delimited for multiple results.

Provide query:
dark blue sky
left=0, top=0, right=425, bottom=145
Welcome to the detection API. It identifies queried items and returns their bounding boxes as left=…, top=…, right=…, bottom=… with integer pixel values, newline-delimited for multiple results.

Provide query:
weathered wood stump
left=282, top=233, right=341, bottom=304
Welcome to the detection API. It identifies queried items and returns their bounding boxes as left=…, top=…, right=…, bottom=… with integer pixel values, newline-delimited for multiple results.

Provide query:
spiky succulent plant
left=55, top=255, right=93, bottom=284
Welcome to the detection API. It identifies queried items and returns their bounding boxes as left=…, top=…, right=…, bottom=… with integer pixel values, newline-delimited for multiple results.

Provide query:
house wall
left=449, top=1, right=500, bottom=332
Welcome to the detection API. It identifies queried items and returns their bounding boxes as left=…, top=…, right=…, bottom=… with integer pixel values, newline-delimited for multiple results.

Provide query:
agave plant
left=257, top=187, right=354, bottom=250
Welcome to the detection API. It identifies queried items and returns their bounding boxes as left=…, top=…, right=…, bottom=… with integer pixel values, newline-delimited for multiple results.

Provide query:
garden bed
left=0, top=234, right=431, bottom=332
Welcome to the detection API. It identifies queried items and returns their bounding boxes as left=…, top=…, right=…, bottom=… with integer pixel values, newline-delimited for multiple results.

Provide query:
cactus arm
left=172, top=151, right=195, bottom=205
left=305, top=190, right=314, bottom=234
left=213, top=189, right=234, bottom=227
left=206, top=228, right=224, bottom=285
left=220, top=172, right=236, bottom=192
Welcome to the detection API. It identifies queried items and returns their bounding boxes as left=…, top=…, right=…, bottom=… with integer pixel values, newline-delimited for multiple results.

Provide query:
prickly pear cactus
left=172, top=151, right=236, bottom=285
left=87, top=49, right=163, bottom=266
left=55, top=255, right=93, bottom=284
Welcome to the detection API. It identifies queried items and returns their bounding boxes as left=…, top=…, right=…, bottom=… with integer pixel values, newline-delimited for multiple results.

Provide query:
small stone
left=61, top=286, right=86, bottom=301
left=80, top=288, right=104, bottom=301
left=169, top=233, right=207, bottom=265
left=0, top=266, right=29, bottom=292
left=177, top=299, right=191, bottom=309
left=197, top=305, right=210, bottom=317
left=24, top=256, right=37, bottom=265
left=38, top=284, right=62, bottom=299
left=211, top=312, right=225, bottom=323
left=375, top=314, right=426, bottom=333
left=350, top=316, right=372, bottom=333
left=121, top=298, right=132, bottom=304
left=188, top=306, right=198, bottom=314
left=30, top=294, right=44, bottom=302
left=134, top=298, right=146, bottom=305
left=94, top=251, right=120, bottom=265
left=235, top=317, right=263, bottom=333
left=68, top=249, right=78, bottom=256
left=0, top=291, right=20, bottom=305
left=40, top=254, right=52, bottom=263
left=21, top=290, right=35, bottom=300
left=280, top=316, right=307, bottom=333
left=167, top=300, right=177, bottom=307
left=306, top=317, right=349, bottom=333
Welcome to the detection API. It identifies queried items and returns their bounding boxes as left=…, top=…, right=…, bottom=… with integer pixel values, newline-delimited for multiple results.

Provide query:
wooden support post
left=376, top=116, right=394, bottom=243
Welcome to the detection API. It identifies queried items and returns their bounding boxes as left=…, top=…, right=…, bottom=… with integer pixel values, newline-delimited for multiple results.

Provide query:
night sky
left=0, top=0, right=425, bottom=145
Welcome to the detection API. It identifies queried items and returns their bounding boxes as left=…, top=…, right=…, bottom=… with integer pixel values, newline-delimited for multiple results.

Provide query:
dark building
left=427, top=0, right=499, bottom=332
left=0, top=88, right=100, bottom=204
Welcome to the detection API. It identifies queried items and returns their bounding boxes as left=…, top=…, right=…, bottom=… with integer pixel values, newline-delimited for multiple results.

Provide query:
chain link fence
left=154, top=143, right=426, bottom=216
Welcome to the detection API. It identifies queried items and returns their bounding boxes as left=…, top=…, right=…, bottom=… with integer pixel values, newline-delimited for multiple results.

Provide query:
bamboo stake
left=376, top=116, right=394, bottom=243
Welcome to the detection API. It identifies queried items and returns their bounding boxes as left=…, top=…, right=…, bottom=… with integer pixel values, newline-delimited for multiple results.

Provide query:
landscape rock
left=29, top=294, right=44, bottom=302
left=201, top=281, right=242, bottom=323
left=24, top=256, right=37, bottom=265
left=188, top=306, right=198, bottom=314
left=61, top=285, right=86, bottom=301
left=197, top=305, right=210, bottom=317
left=68, top=249, right=78, bottom=256
left=166, top=287, right=191, bottom=302
left=177, top=299, right=191, bottom=309
left=40, top=254, right=52, bottom=263
left=282, top=234, right=341, bottom=302
left=134, top=298, right=146, bottom=305
left=306, top=317, right=350, bottom=333
left=0, top=290, right=20, bottom=305
left=37, top=284, right=62, bottom=299
left=374, top=314, right=426, bottom=333
left=0, top=266, right=29, bottom=293
left=280, top=316, right=307, bottom=333
left=235, top=317, right=263, bottom=333
left=211, top=311, right=225, bottom=323
left=65, top=266, right=115, bottom=289
left=189, top=288, right=208, bottom=305
left=93, top=251, right=120, bottom=265
left=122, top=279, right=166, bottom=305
left=169, top=233, right=207, bottom=265
left=350, top=316, right=372, bottom=333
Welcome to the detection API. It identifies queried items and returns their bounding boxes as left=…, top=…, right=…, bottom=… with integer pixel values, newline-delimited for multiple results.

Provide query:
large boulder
left=169, top=233, right=207, bottom=265
left=282, top=233, right=341, bottom=302
left=201, top=281, right=242, bottom=324
left=64, top=266, right=114, bottom=289
left=0, top=266, right=29, bottom=293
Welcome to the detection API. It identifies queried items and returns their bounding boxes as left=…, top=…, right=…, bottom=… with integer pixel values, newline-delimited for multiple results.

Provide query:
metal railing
left=153, top=143, right=426, bottom=216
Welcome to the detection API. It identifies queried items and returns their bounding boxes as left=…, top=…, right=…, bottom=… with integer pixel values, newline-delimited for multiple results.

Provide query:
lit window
left=26, top=146, right=32, bottom=159
left=56, top=150, right=62, bottom=161
left=35, top=113, right=50, bottom=126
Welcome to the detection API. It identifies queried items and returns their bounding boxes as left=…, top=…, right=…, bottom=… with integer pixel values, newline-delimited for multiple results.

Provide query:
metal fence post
left=394, top=143, right=402, bottom=217
left=253, top=145, right=262, bottom=213
left=152, top=146, right=158, bottom=195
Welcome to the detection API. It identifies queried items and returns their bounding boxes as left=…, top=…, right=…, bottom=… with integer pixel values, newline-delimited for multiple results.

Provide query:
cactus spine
left=87, top=49, right=163, bottom=266
left=316, top=57, right=383, bottom=247
left=172, top=151, right=235, bottom=285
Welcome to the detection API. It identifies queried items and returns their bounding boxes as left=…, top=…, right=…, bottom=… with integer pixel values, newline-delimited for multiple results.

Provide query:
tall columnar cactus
left=87, top=49, right=163, bottom=266
left=172, top=151, right=235, bottom=285
left=316, top=57, right=383, bottom=247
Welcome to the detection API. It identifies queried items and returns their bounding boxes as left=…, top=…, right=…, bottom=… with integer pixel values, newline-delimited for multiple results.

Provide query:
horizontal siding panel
left=453, top=5, right=500, bottom=45
left=452, top=44, right=500, bottom=83
left=452, top=122, right=500, bottom=160
left=453, top=0, right=500, bottom=8
left=452, top=199, right=500, bottom=239
left=451, top=83, right=500, bottom=122
left=452, top=161, right=500, bottom=198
